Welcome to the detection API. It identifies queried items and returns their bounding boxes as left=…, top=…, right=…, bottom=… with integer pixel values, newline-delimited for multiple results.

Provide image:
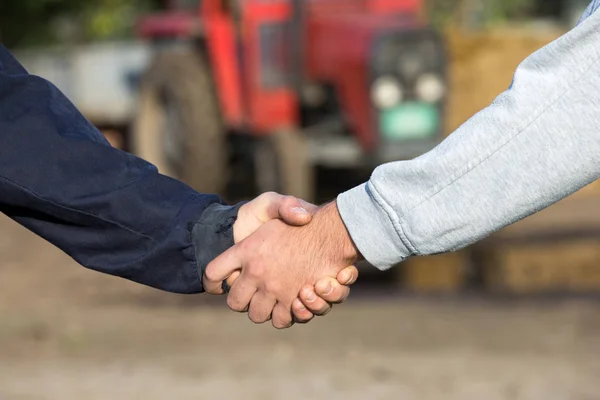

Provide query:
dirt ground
left=1, top=213, right=600, bottom=400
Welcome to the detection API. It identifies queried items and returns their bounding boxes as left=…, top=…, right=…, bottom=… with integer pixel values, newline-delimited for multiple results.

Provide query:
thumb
left=250, top=192, right=314, bottom=226
left=275, top=196, right=315, bottom=226
left=235, top=193, right=314, bottom=243
left=203, top=246, right=243, bottom=295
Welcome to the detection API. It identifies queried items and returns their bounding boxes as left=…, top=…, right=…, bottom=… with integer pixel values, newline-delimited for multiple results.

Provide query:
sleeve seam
left=366, top=181, right=418, bottom=255
left=0, top=174, right=156, bottom=242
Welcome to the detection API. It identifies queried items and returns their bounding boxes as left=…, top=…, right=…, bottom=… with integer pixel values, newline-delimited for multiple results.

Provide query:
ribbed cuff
left=337, top=183, right=412, bottom=270
left=191, top=201, right=247, bottom=291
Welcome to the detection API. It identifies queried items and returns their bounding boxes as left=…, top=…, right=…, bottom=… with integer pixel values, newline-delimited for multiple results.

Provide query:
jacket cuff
left=337, top=183, right=412, bottom=271
left=191, top=201, right=247, bottom=290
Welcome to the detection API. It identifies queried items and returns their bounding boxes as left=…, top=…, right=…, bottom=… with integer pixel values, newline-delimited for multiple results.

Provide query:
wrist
left=192, top=201, right=246, bottom=290
left=313, top=201, right=362, bottom=264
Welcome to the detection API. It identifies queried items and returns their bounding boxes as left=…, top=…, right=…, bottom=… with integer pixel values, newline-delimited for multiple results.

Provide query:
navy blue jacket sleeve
left=0, top=45, right=237, bottom=294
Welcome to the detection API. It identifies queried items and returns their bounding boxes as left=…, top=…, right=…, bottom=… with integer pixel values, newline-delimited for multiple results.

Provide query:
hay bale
left=477, top=195, right=600, bottom=293
left=402, top=251, right=469, bottom=292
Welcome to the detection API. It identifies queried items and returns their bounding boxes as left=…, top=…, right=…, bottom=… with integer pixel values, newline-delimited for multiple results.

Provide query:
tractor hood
left=306, top=14, right=423, bottom=79
left=305, top=13, right=427, bottom=150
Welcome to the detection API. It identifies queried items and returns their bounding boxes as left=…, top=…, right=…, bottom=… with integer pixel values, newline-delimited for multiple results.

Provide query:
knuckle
left=273, top=316, right=293, bottom=330
left=238, top=239, right=254, bottom=253
left=248, top=310, right=268, bottom=324
left=203, top=266, right=220, bottom=283
left=262, top=191, right=278, bottom=202
left=246, top=262, right=266, bottom=280
left=272, top=304, right=293, bottom=329
left=226, top=295, right=246, bottom=312
left=282, top=195, right=296, bottom=206
left=264, top=280, right=282, bottom=295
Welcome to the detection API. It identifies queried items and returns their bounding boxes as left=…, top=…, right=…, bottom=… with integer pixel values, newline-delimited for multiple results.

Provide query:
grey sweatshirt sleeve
left=337, top=5, right=600, bottom=270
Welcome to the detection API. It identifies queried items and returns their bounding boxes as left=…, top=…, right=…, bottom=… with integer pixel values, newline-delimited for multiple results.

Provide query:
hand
left=204, top=201, right=360, bottom=329
left=232, top=192, right=315, bottom=243
left=221, top=193, right=358, bottom=322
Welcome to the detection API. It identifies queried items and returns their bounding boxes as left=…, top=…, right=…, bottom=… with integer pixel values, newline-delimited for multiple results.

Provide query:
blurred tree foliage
left=0, top=0, right=163, bottom=48
left=426, top=0, right=563, bottom=30
left=1, top=0, right=574, bottom=48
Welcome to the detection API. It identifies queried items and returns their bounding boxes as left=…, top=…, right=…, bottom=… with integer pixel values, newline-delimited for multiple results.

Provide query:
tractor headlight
left=371, top=76, right=403, bottom=109
left=416, top=73, right=445, bottom=103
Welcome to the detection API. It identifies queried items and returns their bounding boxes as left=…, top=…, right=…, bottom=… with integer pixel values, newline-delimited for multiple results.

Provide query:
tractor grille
left=370, top=29, right=447, bottom=147
left=372, top=31, right=445, bottom=95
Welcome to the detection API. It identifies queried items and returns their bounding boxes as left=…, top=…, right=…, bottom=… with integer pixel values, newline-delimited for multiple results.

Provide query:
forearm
left=0, top=45, right=234, bottom=293
left=338, top=9, right=600, bottom=269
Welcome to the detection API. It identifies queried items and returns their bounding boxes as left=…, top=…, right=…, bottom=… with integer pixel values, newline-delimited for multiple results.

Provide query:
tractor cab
left=134, top=0, right=447, bottom=200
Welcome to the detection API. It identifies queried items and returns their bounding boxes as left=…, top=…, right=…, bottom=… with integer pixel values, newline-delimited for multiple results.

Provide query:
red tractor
left=133, top=0, right=447, bottom=201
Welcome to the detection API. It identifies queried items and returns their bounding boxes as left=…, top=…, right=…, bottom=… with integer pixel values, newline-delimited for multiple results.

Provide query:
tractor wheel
left=132, top=50, right=227, bottom=194
left=254, top=129, right=314, bottom=202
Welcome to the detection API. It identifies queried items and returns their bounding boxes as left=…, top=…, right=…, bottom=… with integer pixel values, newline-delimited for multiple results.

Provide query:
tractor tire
left=132, top=50, right=227, bottom=194
left=254, top=129, right=314, bottom=202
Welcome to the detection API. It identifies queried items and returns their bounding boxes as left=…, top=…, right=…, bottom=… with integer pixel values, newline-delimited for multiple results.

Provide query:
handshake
left=203, top=192, right=362, bottom=329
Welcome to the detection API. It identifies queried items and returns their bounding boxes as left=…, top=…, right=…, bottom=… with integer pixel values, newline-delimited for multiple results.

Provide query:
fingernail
left=344, top=274, right=354, bottom=285
left=323, top=283, right=333, bottom=296
left=294, top=299, right=306, bottom=311
left=292, top=207, right=309, bottom=215
left=306, top=292, right=316, bottom=302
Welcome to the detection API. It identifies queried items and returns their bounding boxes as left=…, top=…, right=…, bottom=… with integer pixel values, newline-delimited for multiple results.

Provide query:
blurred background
left=1, top=1, right=599, bottom=399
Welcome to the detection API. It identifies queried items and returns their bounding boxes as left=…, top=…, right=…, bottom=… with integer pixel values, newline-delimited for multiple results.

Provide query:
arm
left=337, top=6, right=600, bottom=270
left=0, top=45, right=236, bottom=294
left=203, top=3, right=600, bottom=326
left=0, top=45, right=357, bottom=311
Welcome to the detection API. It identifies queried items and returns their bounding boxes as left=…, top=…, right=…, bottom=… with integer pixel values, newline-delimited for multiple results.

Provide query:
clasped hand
left=203, top=192, right=359, bottom=329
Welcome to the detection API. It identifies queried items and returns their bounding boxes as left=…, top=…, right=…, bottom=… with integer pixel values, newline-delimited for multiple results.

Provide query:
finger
left=248, top=292, right=277, bottom=324
left=226, top=274, right=258, bottom=312
left=337, top=265, right=359, bottom=286
left=203, top=246, right=243, bottom=295
left=314, top=277, right=350, bottom=304
left=297, top=199, right=318, bottom=214
left=272, top=302, right=294, bottom=330
left=298, top=285, right=332, bottom=316
left=222, top=270, right=241, bottom=294
left=292, top=298, right=314, bottom=323
left=225, top=270, right=241, bottom=287
left=250, top=193, right=302, bottom=222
